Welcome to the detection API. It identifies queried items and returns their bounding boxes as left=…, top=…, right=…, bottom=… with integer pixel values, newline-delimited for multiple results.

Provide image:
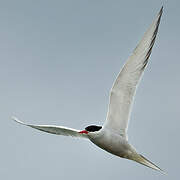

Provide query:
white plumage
left=104, top=7, right=162, bottom=137
left=13, top=7, right=165, bottom=173
left=13, top=116, right=88, bottom=138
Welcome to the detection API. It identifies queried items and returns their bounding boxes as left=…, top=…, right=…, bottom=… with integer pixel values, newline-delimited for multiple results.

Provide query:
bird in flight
left=13, top=7, right=164, bottom=173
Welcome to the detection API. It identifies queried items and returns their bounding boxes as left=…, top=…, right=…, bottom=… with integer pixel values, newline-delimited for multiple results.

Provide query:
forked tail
left=131, top=154, right=166, bottom=174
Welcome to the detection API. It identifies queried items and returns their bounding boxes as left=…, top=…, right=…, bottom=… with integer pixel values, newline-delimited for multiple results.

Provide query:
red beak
left=79, top=130, right=88, bottom=134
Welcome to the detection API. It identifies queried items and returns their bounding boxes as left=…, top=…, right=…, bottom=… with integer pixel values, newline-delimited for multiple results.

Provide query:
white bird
left=13, top=7, right=164, bottom=173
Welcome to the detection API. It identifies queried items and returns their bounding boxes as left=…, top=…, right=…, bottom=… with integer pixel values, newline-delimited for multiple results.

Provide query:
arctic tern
left=13, top=7, right=164, bottom=173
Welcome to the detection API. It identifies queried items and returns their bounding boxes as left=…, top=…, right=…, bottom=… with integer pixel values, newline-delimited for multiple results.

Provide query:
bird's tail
left=130, top=153, right=166, bottom=174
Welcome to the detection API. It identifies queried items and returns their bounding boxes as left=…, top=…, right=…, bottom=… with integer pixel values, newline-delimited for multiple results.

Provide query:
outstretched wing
left=103, top=7, right=163, bottom=137
left=12, top=116, right=88, bottom=138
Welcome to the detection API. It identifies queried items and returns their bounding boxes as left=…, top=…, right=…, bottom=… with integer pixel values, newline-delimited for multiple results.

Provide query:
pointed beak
left=79, top=130, right=88, bottom=134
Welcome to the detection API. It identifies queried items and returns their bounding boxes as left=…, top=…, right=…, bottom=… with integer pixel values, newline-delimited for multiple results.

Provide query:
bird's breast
left=89, top=129, right=132, bottom=158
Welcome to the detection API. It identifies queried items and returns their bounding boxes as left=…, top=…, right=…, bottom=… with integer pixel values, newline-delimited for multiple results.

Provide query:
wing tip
left=12, top=116, right=26, bottom=125
left=156, top=6, right=163, bottom=22
left=160, top=6, right=163, bottom=13
left=156, top=6, right=163, bottom=24
left=159, top=6, right=163, bottom=17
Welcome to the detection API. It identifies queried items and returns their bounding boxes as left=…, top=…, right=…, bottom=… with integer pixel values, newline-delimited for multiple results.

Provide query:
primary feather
left=12, top=116, right=88, bottom=138
left=103, top=7, right=163, bottom=136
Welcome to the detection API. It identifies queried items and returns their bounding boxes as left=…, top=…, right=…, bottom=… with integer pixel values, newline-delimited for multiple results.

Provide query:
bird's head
left=79, top=125, right=102, bottom=134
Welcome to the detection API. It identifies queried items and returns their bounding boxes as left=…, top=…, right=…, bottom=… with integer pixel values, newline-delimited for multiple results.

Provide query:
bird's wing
left=12, top=116, right=88, bottom=138
left=103, top=7, right=163, bottom=137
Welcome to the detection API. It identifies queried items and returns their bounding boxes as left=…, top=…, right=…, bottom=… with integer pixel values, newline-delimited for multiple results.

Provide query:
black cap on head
left=85, top=125, right=102, bottom=132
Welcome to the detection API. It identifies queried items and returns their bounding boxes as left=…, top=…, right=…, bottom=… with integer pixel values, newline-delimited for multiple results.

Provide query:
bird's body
left=13, top=7, right=164, bottom=173
left=87, top=128, right=163, bottom=172
left=88, top=128, right=134, bottom=159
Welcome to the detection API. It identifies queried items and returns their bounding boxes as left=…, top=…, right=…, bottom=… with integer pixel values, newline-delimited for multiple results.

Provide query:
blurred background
left=1, top=0, right=179, bottom=179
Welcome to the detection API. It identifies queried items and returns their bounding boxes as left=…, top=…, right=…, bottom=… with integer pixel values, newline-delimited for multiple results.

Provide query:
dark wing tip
left=141, top=6, right=163, bottom=71
left=159, top=6, right=163, bottom=17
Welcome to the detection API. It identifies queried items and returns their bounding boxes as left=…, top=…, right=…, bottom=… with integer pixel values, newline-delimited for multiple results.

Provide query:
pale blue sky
left=1, top=0, right=180, bottom=179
